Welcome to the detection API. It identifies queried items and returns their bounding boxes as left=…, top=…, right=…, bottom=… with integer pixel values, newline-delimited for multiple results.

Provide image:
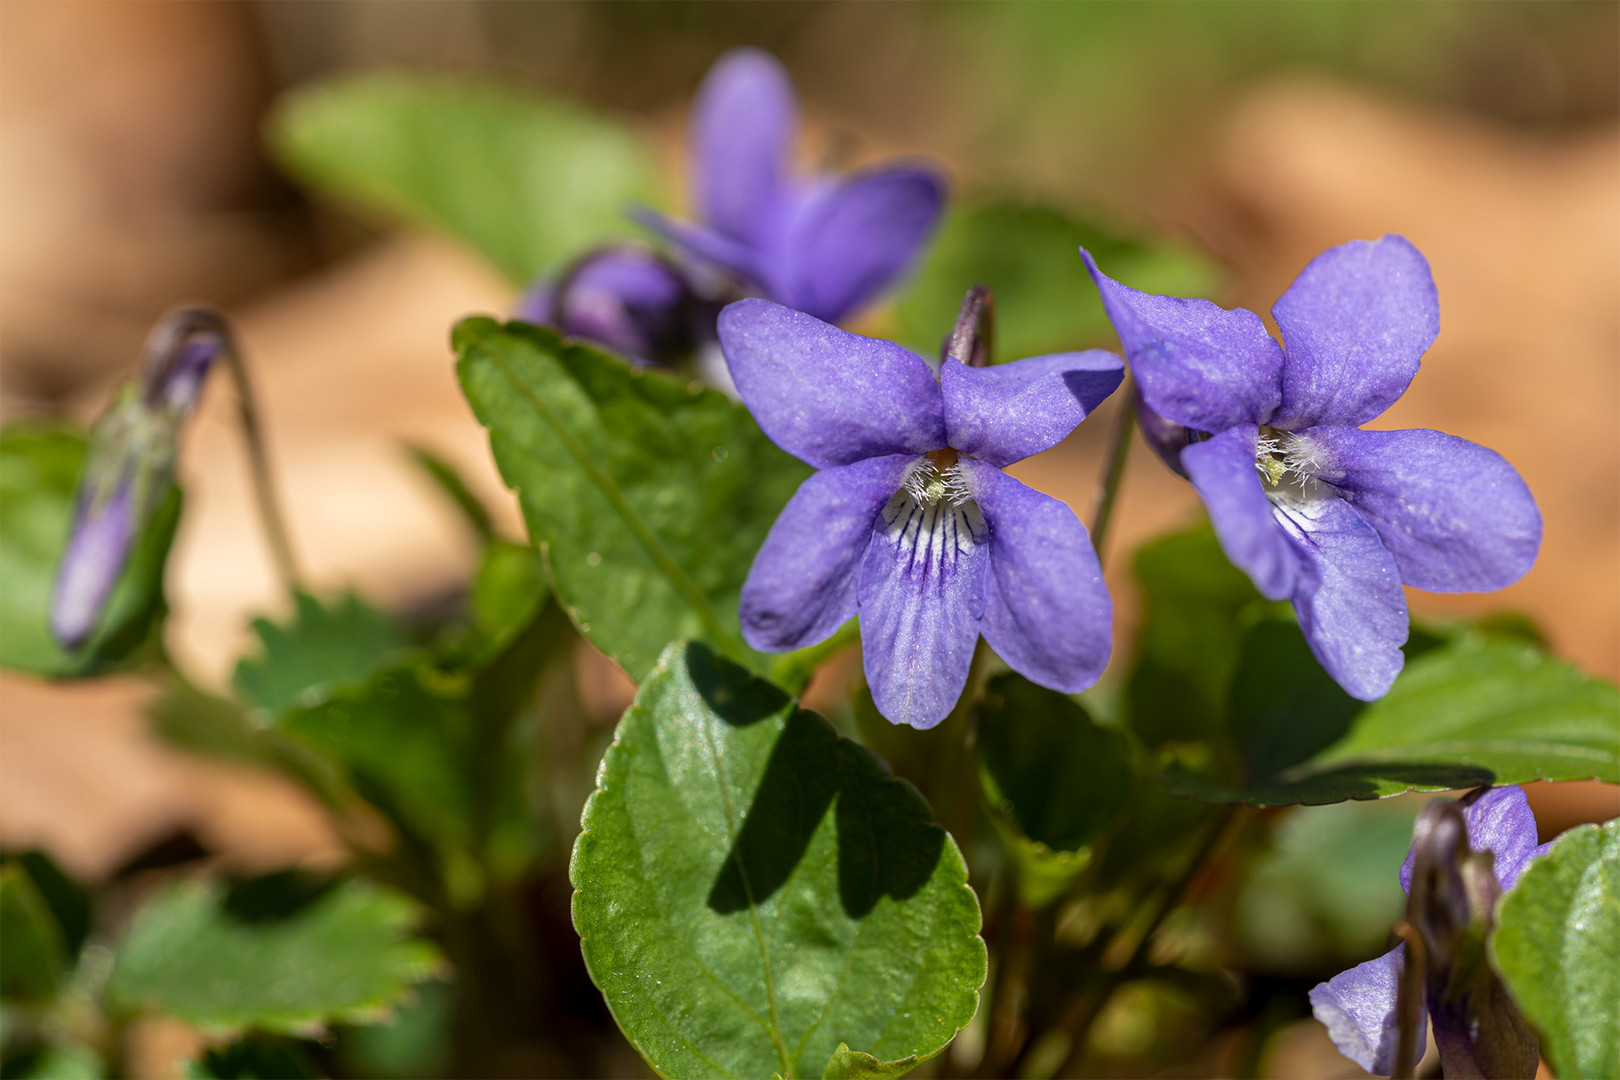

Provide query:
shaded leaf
left=270, top=74, right=657, bottom=284
left=6, top=852, right=90, bottom=962
left=0, top=426, right=179, bottom=678
left=1167, top=639, right=1620, bottom=805
left=1, top=1045, right=103, bottom=1080
left=975, top=674, right=1135, bottom=906
left=892, top=200, right=1216, bottom=362
left=571, top=641, right=985, bottom=1079
left=456, top=317, right=809, bottom=680
left=108, top=877, right=442, bottom=1034
left=1492, top=819, right=1620, bottom=1080
left=0, top=864, right=65, bottom=1003
left=1123, top=524, right=1268, bottom=748
left=183, top=1034, right=320, bottom=1079
left=233, top=592, right=408, bottom=717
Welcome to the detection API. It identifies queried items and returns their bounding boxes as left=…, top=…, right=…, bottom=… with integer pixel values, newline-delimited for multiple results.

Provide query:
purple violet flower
left=638, top=48, right=946, bottom=326
left=1083, top=236, right=1541, bottom=700
left=515, top=245, right=714, bottom=365
left=51, top=309, right=228, bottom=650
left=1310, top=787, right=1549, bottom=1076
left=719, top=298, right=1122, bottom=729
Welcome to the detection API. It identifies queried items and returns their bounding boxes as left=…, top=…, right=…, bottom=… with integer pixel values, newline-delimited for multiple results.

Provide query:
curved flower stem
left=1088, top=375, right=1136, bottom=566
left=1390, top=920, right=1427, bottom=1080
left=221, top=343, right=303, bottom=594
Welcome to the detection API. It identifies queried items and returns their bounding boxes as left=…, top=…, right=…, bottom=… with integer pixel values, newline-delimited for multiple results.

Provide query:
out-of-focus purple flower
left=1084, top=236, right=1541, bottom=700
left=638, top=48, right=946, bottom=326
left=515, top=245, right=714, bottom=365
left=50, top=308, right=229, bottom=650
left=1310, top=787, right=1548, bottom=1077
left=719, top=297, right=1122, bottom=729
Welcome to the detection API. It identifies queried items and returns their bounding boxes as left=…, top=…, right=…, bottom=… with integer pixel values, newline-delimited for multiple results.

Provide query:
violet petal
left=772, top=166, right=946, bottom=324
left=940, top=351, right=1123, bottom=468
left=1272, top=236, right=1439, bottom=430
left=1180, top=424, right=1300, bottom=601
left=717, top=299, right=945, bottom=468
left=856, top=477, right=989, bottom=730
left=1277, top=493, right=1409, bottom=701
left=692, top=47, right=796, bottom=245
left=1400, top=786, right=1546, bottom=894
left=50, top=486, right=136, bottom=651
left=1080, top=247, right=1283, bottom=432
left=960, top=460, right=1112, bottom=692
left=739, top=454, right=914, bottom=652
left=1299, top=426, right=1541, bottom=594
left=1309, top=945, right=1422, bottom=1075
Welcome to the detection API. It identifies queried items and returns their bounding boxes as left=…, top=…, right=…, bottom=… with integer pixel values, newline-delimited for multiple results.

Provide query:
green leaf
left=2, top=1044, right=103, bottom=1080
left=406, top=445, right=495, bottom=542
left=0, top=865, right=65, bottom=1003
left=270, top=74, right=658, bottom=284
left=1167, top=638, right=1620, bottom=805
left=6, top=852, right=90, bottom=961
left=1123, top=524, right=1269, bottom=748
left=1225, top=615, right=1365, bottom=783
left=233, top=592, right=408, bottom=717
left=470, top=541, right=547, bottom=650
left=108, top=877, right=442, bottom=1034
left=1493, top=819, right=1620, bottom=1080
left=820, top=1043, right=920, bottom=1080
left=1231, top=799, right=1417, bottom=972
left=974, top=674, right=1134, bottom=906
left=892, top=200, right=1217, bottom=362
left=571, top=641, right=985, bottom=1079
left=0, top=426, right=179, bottom=678
left=456, top=318, right=810, bottom=680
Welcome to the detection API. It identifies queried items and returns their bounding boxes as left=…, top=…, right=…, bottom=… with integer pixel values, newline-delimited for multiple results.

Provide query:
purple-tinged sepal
left=50, top=307, right=231, bottom=650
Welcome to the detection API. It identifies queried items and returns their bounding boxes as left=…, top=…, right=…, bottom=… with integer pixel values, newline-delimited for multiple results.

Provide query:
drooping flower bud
left=515, top=246, right=715, bottom=366
left=50, top=308, right=231, bottom=650
left=1401, top=799, right=1540, bottom=1079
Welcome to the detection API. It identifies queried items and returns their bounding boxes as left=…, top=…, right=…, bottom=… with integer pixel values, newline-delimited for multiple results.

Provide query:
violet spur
left=719, top=298, right=1122, bottom=729
left=1083, top=236, right=1541, bottom=700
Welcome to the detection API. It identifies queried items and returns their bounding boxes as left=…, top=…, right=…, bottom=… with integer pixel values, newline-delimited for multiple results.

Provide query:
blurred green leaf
left=1231, top=799, right=1417, bottom=972
left=975, top=674, right=1135, bottom=906
left=406, top=445, right=495, bottom=543
left=334, top=979, right=453, bottom=1080
left=270, top=74, right=658, bottom=284
left=0, top=865, right=65, bottom=1004
left=1167, top=638, right=1620, bottom=805
left=456, top=317, right=809, bottom=680
left=1226, top=616, right=1365, bottom=783
left=893, top=200, right=1216, bottom=362
left=1, top=1044, right=103, bottom=1080
left=234, top=592, right=408, bottom=717
left=183, top=1034, right=320, bottom=1079
left=108, top=877, right=442, bottom=1035
left=1123, top=524, right=1268, bottom=748
left=470, top=541, right=547, bottom=650
left=1493, top=819, right=1619, bottom=1080
left=5, top=853, right=90, bottom=963
left=572, top=641, right=985, bottom=1079
left=0, top=427, right=179, bottom=678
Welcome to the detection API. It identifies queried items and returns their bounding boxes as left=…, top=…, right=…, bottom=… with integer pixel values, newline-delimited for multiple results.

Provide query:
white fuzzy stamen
left=883, top=458, right=986, bottom=574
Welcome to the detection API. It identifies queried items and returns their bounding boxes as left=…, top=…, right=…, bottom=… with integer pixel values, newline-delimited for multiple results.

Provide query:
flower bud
left=50, top=308, right=230, bottom=650
left=516, top=246, right=714, bottom=366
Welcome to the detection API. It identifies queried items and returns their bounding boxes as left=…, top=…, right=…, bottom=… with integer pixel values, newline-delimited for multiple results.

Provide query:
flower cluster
left=725, top=235, right=1540, bottom=724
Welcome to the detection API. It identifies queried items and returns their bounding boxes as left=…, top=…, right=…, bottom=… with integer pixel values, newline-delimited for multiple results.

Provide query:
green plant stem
left=1088, top=376, right=1137, bottom=567
left=222, top=337, right=303, bottom=594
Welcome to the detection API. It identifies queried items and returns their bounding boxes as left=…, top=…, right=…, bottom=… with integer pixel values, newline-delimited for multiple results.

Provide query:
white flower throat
left=881, top=448, right=987, bottom=574
left=1255, top=427, right=1328, bottom=506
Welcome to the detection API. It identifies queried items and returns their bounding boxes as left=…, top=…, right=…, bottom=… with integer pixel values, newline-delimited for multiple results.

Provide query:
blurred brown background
left=0, top=5, right=1615, bottom=1072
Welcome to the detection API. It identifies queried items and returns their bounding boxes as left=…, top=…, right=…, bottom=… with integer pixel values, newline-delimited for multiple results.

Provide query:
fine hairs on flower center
left=1255, top=427, right=1327, bottom=504
left=882, top=448, right=987, bottom=573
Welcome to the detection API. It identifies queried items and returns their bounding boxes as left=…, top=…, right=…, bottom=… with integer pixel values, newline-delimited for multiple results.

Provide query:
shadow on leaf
left=695, top=645, right=945, bottom=919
